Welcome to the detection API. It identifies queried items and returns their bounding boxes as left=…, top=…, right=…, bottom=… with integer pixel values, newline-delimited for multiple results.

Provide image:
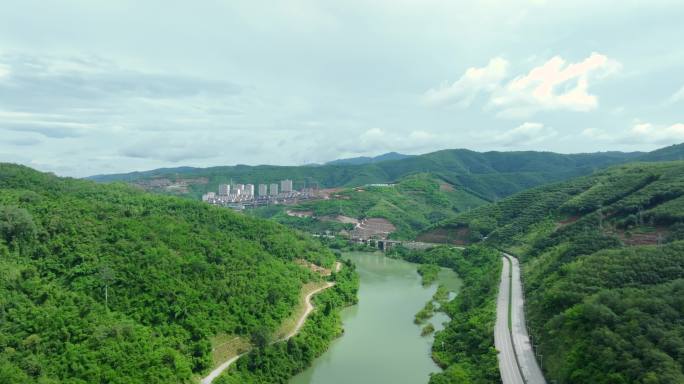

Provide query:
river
left=290, top=251, right=462, bottom=384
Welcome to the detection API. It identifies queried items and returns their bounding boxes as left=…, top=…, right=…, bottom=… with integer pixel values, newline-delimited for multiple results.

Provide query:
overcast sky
left=1, top=0, right=683, bottom=177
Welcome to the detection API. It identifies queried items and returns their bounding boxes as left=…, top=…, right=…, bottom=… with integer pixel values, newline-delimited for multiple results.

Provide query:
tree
left=99, top=264, right=115, bottom=309
left=0, top=206, right=37, bottom=250
left=250, top=327, right=272, bottom=349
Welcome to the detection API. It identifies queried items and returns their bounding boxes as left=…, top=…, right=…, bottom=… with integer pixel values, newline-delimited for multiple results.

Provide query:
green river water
left=290, top=251, right=462, bottom=384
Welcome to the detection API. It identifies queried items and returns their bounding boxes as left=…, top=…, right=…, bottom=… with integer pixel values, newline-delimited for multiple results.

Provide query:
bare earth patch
left=438, top=182, right=455, bottom=192
left=295, top=258, right=333, bottom=276
left=319, top=215, right=359, bottom=224
left=352, top=217, right=396, bottom=240
left=286, top=210, right=314, bottom=218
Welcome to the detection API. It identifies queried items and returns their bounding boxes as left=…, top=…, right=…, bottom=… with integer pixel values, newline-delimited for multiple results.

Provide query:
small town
left=201, top=179, right=318, bottom=209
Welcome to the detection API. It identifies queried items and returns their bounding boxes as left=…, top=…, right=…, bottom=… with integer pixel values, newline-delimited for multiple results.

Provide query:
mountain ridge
left=325, top=151, right=413, bottom=165
left=86, top=144, right=683, bottom=202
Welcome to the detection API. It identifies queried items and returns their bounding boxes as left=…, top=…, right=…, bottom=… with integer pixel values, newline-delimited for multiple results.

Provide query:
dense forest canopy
left=0, top=163, right=336, bottom=383
left=430, top=161, right=684, bottom=383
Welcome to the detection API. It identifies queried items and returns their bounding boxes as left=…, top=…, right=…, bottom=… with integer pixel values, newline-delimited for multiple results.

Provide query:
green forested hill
left=0, top=163, right=336, bottom=383
left=428, top=161, right=684, bottom=383
left=89, top=146, right=683, bottom=201
left=254, top=173, right=487, bottom=239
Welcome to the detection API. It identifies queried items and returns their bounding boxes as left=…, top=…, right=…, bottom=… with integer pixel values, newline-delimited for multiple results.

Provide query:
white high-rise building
left=235, top=184, right=244, bottom=195
left=281, top=179, right=293, bottom=193
left=258, top=184, right=268, bottom=196
left=245, top=184, right=255, bottom=196
left=218, top=184, right=230, bottom=196
left=269, top=183, right=279, bottom=196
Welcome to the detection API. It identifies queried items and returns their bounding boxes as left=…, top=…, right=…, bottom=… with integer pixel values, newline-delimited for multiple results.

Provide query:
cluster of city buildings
left=202, top=179, right=315, bottom=209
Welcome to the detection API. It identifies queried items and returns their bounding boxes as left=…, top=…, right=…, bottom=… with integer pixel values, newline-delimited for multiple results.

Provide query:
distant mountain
left=325, top=152, right=413, bottom=165
left=87, top=143, right=684, bottom=201
left=89, top=165, right=202, bottom=182
left=636, top=143, right=684, bottom=162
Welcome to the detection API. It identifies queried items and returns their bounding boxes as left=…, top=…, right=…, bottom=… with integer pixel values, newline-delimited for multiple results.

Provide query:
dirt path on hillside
left=201, top=268, right=340, bottom=384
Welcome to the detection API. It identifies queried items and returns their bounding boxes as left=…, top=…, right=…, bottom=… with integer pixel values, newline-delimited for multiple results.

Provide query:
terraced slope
left=426, top=161, right=684, bottom=383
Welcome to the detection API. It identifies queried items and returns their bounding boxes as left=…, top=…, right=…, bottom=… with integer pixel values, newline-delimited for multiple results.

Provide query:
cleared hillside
left=254, top=173, right=487, bottom=239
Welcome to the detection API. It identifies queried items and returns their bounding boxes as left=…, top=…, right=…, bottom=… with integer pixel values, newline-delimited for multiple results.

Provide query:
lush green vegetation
left=421, top=323, right=435, bottom=337
left=0, top=163, right=339, bottom=383
left=526, top=243, right=684, bottom=383
left=432, top=161, right=684, bottom=383
left=389, top=245, right=501, bottom=383
left=417, top=264, right=441, bottom=286
left=414, top=301, right=436, bottom=324
left=215, top=260, right=358, bottom=383
left=89, top=145, right=684, bottom=201
left=255, top=174, right=488, bottom=239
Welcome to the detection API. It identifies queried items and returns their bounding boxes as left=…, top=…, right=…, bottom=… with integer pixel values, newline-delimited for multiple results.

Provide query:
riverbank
left=200, top=261, right=348, bottom=384
left=212, top=260, right=358, bottom=384
left=276, top=282, right=336, bottom=341
left=200, top=281, right=336, bottom=384
left=387, top=245, right=502, bottom=383
left=291, top=251, right=460, bottom=384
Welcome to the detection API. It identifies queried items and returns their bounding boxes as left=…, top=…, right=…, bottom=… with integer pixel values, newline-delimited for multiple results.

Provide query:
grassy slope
left=0, top=163, right=337, bottom=384
left=427, top=161, right=684, bottom=383
left=253, top=173, right=488, bottom=239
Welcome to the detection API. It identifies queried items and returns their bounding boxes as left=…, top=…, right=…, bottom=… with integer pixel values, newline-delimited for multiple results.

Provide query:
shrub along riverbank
left=215, top=260, right=359, bottom=383
left=388, top=245, right=501, bottom=383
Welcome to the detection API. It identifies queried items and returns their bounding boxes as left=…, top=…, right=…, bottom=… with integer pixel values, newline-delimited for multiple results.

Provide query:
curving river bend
left=291, top=251, right=461, bottom=384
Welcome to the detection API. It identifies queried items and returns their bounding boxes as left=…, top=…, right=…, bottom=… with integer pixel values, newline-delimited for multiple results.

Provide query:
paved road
left=507, top=255, right=546, bottom=384
left=495, top=256, right=525, bottom=384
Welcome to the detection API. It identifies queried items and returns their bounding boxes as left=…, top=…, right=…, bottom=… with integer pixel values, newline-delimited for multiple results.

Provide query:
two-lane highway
left=495, top=256, right=525, bottom=384
left=508, top=255, right=546, bottom=384
left=495, top=253, right=546, bottom=384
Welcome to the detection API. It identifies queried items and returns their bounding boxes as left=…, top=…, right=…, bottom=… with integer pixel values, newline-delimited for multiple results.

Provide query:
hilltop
left=0, top=163, right=349, bottom=383
left=325, top=152, right=413, bottom=166
left=424, top=161, right=684, bottom=382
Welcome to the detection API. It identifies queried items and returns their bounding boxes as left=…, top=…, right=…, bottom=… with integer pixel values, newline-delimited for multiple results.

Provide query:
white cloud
left=425, top=52, right=621, bottom=118
left=629, top=122, right=684, bottom=144
left=423, top=57, right=509, bottom=106
left=493, top=122, right=557, bottom=147
left=334, top=127, right=446, bottom=157
left=582, top=122, right=684, bottom=146
left=408, top=130, right=436, bottom=141
left=492, top=52, right=621, bottom=118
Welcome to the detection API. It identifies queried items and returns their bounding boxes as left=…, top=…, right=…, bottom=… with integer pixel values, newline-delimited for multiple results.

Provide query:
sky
left=1, top=0, right=683, bottom=177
